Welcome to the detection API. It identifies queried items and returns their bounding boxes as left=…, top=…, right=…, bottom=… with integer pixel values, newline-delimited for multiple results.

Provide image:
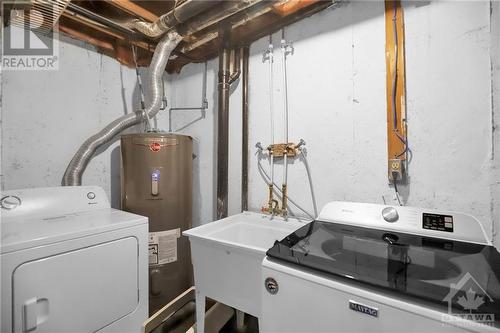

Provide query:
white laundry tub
left=183, top=211, right=305, bottom=329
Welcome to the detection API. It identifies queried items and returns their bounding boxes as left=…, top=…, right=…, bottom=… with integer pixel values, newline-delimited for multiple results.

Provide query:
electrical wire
left=393, top=177, right=403, bottom=206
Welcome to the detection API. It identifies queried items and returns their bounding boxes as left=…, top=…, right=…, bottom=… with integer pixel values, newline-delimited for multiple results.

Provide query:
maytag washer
left=261, top=201, right=500, bottom=332
left=1, top=186, right=148, bottom=333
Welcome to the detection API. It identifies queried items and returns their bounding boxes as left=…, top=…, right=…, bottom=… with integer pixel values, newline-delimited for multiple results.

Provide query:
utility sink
left=183, top=212, right=306, bottom=320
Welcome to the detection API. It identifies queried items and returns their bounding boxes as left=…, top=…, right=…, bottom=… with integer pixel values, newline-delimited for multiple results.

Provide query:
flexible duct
left=124, top=0, right=219, bottom=38
left=62, top=30, right=183, bottom=186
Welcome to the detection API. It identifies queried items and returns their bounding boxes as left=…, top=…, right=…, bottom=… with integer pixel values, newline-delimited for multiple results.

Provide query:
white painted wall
left=244, top=1, right=498, bottom=245
left=491, top=0, right=500, bottom=245
left=1, top=1, right=498, bottom=243
left=1, top=34, right=141, bottom=208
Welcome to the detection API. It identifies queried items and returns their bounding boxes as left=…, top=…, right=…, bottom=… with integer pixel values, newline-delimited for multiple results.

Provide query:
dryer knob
left=382, top=207, right=399, bottom=223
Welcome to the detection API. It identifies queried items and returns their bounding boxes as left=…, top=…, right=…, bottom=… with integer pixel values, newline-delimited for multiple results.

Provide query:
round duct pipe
left=62, top=30, right=182, bottom=186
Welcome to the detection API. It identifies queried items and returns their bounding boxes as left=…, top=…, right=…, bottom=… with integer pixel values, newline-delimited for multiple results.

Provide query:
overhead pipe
left=65, top=2, right=150, bottom=42
left=216, top=23, right=231, bottom=219
left=177, top=0, right=266, bottom=37
left=62, top=31, right=182, bottom=186
left=124, top=0, right=221, bottom=38
left=179, top=0, right=324, bottom=54
left=180, top=0, right=279, bottom=53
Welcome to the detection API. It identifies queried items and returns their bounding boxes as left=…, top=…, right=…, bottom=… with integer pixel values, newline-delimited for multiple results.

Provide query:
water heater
left=121, top=133, right=193, bottom=315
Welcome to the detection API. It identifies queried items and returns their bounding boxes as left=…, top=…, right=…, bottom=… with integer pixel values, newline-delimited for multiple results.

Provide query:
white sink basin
left=184, top=211, right=305, bottom=254
left=183, top=211, right=307, bottom=319
left=204, top=220, right=301, bottom=251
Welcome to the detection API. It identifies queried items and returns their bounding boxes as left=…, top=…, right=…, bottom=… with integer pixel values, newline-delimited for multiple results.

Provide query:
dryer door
left=13, top=237, right=138, bottom=333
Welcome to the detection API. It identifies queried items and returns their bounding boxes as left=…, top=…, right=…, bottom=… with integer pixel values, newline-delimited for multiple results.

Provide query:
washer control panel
left=317, top=201, right=490, bottom=245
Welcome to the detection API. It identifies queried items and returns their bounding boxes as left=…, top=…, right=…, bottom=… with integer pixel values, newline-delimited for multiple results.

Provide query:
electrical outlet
left=388, top=159, right=404, bottom=183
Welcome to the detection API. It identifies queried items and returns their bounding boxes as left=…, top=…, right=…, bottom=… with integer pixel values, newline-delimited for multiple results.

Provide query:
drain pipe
left=216, top=23, right=231, bottom=219
left=241, top=46, right=250, bottom=212
left=62, top=30, right=182, bottom=186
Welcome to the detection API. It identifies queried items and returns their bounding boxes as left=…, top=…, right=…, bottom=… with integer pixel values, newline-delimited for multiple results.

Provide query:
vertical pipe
left=241, top=46, right=250, bottom=212
left=217, top=23, right=231, bottom=219
left=280, top=33, right=289, bottom=216
left=267, top=38, right=275, bottom=213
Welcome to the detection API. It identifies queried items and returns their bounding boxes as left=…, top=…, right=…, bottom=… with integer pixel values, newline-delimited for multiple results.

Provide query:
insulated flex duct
left=62, top=30, right=183, bottom=186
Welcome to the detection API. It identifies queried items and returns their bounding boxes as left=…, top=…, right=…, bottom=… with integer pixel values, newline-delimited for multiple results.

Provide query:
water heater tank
left=121, top=133, right=193, bottom=315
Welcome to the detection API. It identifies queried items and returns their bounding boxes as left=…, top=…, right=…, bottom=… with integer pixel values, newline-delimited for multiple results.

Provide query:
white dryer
left=261, top=202, right=500, bottom=332
left=1, top=186, right=148, bottom=333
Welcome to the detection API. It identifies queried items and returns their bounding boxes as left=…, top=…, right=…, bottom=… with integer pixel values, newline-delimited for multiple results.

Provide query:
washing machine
left=261, top=201, right=500, bottom=332
left=1, top=186, right=148, bottom=333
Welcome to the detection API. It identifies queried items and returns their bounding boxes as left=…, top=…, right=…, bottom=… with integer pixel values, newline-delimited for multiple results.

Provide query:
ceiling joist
left=49, top=0, right=335, bottom=71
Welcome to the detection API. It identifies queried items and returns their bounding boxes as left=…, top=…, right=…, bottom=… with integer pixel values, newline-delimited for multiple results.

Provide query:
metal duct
left=124, top=0, right=220, bottom=38
left=62, top=30, right=182, bottom=186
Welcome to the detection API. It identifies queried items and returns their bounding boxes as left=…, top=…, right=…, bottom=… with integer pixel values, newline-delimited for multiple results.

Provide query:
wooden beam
left=59, top=24, right=114, bottom=51
left=106, top=0, right=158, bottom=22
left=384, top=0, right=407, bottom=177
left=273, top=0, right=319, bottom=16
left=61, top=11, right=154, bottom=52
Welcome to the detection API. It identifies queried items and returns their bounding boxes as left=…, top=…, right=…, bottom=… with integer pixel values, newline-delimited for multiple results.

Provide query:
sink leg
left=196, top=291, right=205, bottom=333
left=236, top=310, right=245, bottom=331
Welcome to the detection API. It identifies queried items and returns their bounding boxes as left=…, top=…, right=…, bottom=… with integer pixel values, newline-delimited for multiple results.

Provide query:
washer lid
left=1, top=186, right=147, bottom=254
left=267, top=220, right=500, bottom=323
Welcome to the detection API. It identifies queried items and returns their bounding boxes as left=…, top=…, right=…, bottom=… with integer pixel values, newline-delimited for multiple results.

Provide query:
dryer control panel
left=1, top=186, right=110, bottom=220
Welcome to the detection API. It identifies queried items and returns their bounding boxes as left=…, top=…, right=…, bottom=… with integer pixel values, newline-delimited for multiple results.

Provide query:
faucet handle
left=295, top=139, right=306, bottom=149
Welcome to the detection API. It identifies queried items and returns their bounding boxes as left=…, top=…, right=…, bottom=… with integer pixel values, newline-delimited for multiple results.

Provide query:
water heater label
left=148, top=228, right=181, bottom=266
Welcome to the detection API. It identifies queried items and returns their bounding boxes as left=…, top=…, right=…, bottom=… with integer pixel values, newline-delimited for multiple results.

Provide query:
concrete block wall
left=2, top=1, right=499, bottom=246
